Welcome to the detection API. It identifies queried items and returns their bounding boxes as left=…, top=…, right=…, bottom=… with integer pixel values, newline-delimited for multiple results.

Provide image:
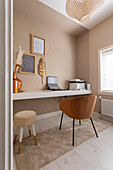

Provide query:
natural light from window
left=99, top=45, right=113, bottom=93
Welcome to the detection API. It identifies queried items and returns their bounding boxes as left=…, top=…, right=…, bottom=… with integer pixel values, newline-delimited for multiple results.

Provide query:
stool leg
left=13, top=126, right=18, bottom=144
left=18, top=127, right=23, bottom=154
left=32, top=124, right=37, bottom=145
left=13, top=135, right=17, bottom=144
left=28, top=126, right=31, bottom=137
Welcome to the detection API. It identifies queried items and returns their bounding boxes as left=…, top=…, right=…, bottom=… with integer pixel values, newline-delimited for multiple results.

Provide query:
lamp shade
left=66, top=0, right=105, bottom=23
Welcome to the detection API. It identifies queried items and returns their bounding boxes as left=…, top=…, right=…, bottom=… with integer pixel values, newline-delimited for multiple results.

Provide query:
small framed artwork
left=20, top=53, right=36, bottom=75
left=31, top=34, right=46, bottom=56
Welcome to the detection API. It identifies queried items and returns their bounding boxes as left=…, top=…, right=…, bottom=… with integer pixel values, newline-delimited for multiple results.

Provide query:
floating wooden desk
left=13, top=90, right=92, bottom=101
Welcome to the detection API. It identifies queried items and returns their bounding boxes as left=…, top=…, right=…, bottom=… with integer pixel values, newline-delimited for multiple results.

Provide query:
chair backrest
left=60, top=96, right=97, bottom=120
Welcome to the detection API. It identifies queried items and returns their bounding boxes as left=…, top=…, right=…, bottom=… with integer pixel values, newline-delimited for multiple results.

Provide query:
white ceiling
left=14, top=0, right=88, bottom=37
left=39, top=0, right=113, bottom=29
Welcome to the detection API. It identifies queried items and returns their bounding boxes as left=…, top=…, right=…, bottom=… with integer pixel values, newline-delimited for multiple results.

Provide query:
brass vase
left=13, top=72, right=22, bottom=93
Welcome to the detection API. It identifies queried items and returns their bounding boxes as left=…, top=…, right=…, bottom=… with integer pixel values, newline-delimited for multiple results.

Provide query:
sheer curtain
left=101, top=50, right=113, bottom=91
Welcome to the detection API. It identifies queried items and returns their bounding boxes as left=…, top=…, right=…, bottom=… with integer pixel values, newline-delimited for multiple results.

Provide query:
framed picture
left=31, top=34, right=46, bottom=56
left=20, top=53, right=36, bottom=75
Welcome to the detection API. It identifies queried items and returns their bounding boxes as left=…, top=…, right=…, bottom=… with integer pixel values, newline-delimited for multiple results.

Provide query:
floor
left=13, top=112, right=113, bottom=170
left=41, top=126, right=113, bottom=170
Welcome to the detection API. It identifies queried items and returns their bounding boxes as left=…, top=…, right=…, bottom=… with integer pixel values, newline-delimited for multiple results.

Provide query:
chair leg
left=32, top=124, right=37, bottom=145
left=79, top=120, right=81, bottom=125
left=59, top=112, right=64, bottom=130
left=18, top=127, right=23, bottom=154
left=72, top=119, right=75, bottom=146
left=28, top=126, right=31, bottom=137
left=90, top=118, right=98, bottom=138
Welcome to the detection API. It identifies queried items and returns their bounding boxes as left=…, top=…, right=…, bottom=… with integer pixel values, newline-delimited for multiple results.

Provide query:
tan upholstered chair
left=13, top=110, right=37, bottom=154
left=59, top=96, right=98, bottom=146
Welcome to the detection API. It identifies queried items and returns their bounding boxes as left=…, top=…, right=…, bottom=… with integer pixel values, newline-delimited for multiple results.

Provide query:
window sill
left=98, top=91, right=113, bottom=96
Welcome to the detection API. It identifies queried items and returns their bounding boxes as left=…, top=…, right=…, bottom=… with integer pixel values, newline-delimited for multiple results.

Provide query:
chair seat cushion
left=14, top=110, right=36, bottom=127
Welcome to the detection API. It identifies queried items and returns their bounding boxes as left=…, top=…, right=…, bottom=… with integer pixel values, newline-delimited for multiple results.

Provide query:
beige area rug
left=14, top=117, right=113, bottom=170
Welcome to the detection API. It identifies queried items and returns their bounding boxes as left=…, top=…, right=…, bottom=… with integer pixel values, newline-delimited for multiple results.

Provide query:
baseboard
left=37, top=111, right=100, bottom=120
left=99, top=114, right=113, bottom=123
left=36, top=111, right=62, bottom=120
left=93, top=112, right=113, bottom=123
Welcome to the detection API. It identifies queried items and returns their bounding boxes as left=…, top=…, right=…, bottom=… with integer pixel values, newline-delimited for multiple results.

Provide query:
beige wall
left=76, top=15, right=113, bottom=112
left=14, top=1, right=113, bottom=114
left=89, top=15, right=113, bottom=112
left=13, top=11, right=77, bottom=114
left=76, top=31, right=89, bottom=83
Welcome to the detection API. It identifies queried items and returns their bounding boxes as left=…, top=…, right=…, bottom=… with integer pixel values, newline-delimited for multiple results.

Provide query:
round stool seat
left=14, top=110, right=36, bottom=127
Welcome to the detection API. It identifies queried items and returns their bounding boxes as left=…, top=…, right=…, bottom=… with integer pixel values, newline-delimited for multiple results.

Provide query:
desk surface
left=13, top=89, right=92, bottom=101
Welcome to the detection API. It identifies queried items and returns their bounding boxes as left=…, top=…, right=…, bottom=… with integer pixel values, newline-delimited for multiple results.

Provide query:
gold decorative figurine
left=38, top=58, right=46, bottom=84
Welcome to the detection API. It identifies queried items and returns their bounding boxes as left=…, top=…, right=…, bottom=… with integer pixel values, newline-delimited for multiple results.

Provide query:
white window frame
left=98, top=44, right=113, bottom=96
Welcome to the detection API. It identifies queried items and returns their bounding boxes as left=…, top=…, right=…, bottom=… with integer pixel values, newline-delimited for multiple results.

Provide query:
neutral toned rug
left=14, top=116, right=113, bottom=170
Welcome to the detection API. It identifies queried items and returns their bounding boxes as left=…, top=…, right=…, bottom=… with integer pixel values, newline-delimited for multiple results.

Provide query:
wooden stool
left=13, top=110, right=37, bottom=154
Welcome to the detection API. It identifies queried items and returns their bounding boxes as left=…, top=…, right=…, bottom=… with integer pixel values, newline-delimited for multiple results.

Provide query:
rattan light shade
left=66, top=0, right=105, bottom=23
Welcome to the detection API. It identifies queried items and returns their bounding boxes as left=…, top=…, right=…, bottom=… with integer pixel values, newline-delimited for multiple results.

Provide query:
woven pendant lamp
left=66, top=0, right=105, bottom=23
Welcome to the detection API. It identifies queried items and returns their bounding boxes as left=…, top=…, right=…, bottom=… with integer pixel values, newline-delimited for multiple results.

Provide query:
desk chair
left=13, top=110, right=37, bottom=154
left=59, top=96, right=98, bottom=146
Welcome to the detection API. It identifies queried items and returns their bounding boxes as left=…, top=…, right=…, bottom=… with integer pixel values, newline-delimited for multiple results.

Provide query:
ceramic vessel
left=13, top=72, right=22, bottom=93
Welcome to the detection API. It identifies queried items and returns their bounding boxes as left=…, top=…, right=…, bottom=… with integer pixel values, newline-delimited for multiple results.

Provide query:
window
left=99, top=45, right=113, bottom=94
